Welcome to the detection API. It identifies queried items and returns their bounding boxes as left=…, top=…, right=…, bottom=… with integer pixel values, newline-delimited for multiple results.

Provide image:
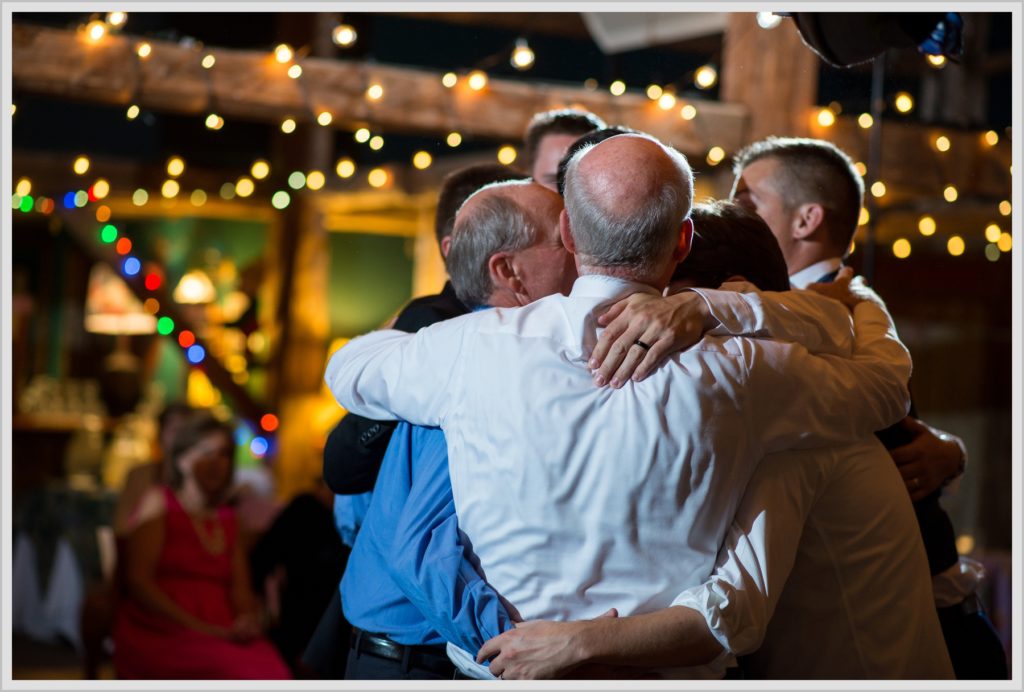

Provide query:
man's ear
left=793, top=203, right=825, bottom=240
left=440, top=236, right=452, bottom=258
left=673, top=218, right=694, bottom=263
left=559, top=209, right=576, bottom=254
left=488, top=252, right=522, bottom=294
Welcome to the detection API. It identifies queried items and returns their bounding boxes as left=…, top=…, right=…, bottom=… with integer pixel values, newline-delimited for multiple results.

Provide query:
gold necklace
left=188, top=512, right=226, bottom=555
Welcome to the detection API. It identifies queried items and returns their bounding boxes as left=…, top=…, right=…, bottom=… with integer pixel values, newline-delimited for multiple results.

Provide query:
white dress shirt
left=674, top=438, right=954, bottom=679
left=326, top=275, right=911, bottom=678
left=789, top=256, right=844, bottom=289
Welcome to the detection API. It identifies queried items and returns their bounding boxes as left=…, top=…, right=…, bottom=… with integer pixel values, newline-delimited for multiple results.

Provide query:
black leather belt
left=350, top=627, right=456, bottom=677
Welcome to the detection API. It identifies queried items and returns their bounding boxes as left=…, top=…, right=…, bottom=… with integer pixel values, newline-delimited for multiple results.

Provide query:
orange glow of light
left=115, top=237, right=132, bottom=255
left=95, top=205, right=111, bottom=222
left=143, top=298, right=160, bottom=314
left=260, top=413, right=280, bottom=432
left=178, top=330, right=196, bottom=348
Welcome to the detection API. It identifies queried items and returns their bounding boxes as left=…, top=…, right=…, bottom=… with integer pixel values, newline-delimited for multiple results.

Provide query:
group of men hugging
left=305, top=110, right=1007, bottom=680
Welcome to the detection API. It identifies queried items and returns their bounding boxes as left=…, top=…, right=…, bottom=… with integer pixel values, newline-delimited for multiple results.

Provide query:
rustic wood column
left=721, top=14, right=820, bottom=143
left=264, top=13, right=334, bottom=499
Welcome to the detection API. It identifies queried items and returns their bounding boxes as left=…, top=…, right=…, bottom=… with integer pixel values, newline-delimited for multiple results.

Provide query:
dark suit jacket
left=323, top=282, right=469, bottom=495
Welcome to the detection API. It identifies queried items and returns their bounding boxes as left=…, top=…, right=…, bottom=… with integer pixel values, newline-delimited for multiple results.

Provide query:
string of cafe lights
left=16, top=10, right=1015, bottom=262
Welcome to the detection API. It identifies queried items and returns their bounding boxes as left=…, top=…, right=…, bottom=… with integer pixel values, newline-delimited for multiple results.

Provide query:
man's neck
left=788, top=257, right=844, bottom=289
left=579, top=265, right=667, bottom=293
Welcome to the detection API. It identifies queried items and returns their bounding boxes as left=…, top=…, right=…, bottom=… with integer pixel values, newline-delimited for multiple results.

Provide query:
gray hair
left=563, top=135, right=693, bottom=277
left=447, top=181, right=539, bottom=307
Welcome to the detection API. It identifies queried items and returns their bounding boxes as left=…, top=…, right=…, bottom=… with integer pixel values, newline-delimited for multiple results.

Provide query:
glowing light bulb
left=136, top=42, right=151, bottom=59
left=412, top=151, right=432, bottom=170
left=91, top=178, right=110, bottom=199
left=287, top=171, right=306, bottom=190
left=997, top=232, right=1012, bottom=253
left=368, top=135, right=384, bottom=151
left=926, top=54, right=946, bottom=68
left=985, top=224, right=1001, bottom=243
left=497, top=146, right=517, bottom=165
left=816, top=108, right=836, bottom=127
left=235, top=177, right=255, bottom=197
left=132, top=189, right=148, bottom=206
left=695, top=65, right=718, bottom=89
left=271, top=190, right=290, bottom=209
left=918, top=216, right=936, bottom=236
left=983, top=130, right=999, bottom=146
left=706, top=147, right=725, bottom=166
left=894, top=92, right=914, bottom=113
left=306, top=170, right=326, bottom=190
left=447, top=132, right=462, bottom=147
left=126, top=104, right=140, bottom=120
left=287, top=64, right=303, bottom=79
left=166, top=156, right=185, bottom=177
left=336, top=158, right=356, bottom=178
left=205, top=113, right=224, bottom=130
left=191, top=189, right=207, bottom=206
left=106, top=12, right=127, bottom=27
left=366, top=83, right=384, bottom=100
left=658, top=93, right=677, bottom=110
left=943, top=185, right=958, bottom=202
left=511, top=39, right=534, bottom=70
left=281, top=118, right=296, bottom=134
left=317, top=111, right=333, bottom=126
left=756, top=12, right=782, bottom=29
left=609, top=80, right=626, bottom=96
left=870, top=181, right=886, bottom=198
left=354, top=127, right=371, bottom=143
left=202, top=54, right=216, bottom=69
left=73, top=156, right=91, bottom=175
left=858, top=208, right=869, bottom=226
left=680, top=104, right=697, bottom=121
left=86, top=20, right=106, bottom=42
left=161, top=179, right=180, bottom=198
left=998, top=200, right=1011, bottom=216
left=274, top=44, right=293, bottom=64
left=250, top=160, right=270, bottom=180
left=646, top=84, right=663, bottom=100
left=332, top=24, right=357, bottom=47
left=367, top=168, right=389, bottom=188
left=892, top=238, right=911, bottom=259
left=934, top=135, right=950, bottom=152
left=442, top=72, right=457, bottom=88
left=467, top=70, right=488, bottom=91
left=858, top=113, right=873, bottom=129
left=854, top=162, right=867, bottom=177
left=15, top=178, right=31, bottom=197
left=947, top=235, right=965, bottom=256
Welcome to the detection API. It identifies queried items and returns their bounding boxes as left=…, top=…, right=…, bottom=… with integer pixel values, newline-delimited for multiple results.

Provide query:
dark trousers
left=300, top=590, right=351, bottom=679
left=344, top=629, right=457, bottom=680
left=939, top=598, right=1008, bottom=679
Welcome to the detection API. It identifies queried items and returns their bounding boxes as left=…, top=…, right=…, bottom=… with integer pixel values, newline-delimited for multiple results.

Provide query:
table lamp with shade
left=83, top=262, right=156, bottom=417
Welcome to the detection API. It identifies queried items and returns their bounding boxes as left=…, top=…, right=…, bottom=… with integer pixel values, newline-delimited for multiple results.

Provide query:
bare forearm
left=578, top=606, right=722, bottom=668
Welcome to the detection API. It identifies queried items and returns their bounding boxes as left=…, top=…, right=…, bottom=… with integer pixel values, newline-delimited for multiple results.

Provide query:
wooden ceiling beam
left=12, top=23, right=749, bottom=157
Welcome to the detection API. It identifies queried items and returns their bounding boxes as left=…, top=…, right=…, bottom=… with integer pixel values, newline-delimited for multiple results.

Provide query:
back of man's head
left=672, top=199, right=791, bottom=292
left=435, top=163, right=528, bottom=252
left=555, top=126, right=639, bottom=197
left=563, top=134, right=693, bottom=281
left=447, top=180, right=560, bottom=308
left=523, top=109, right=607, bottom=168
left=732, top=136, right=864, bottom=253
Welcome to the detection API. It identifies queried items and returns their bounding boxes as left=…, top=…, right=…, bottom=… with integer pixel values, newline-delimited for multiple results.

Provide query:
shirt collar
left=789, top=257, right=843, bottom=289
left=568, top=274, right=663, bottom=302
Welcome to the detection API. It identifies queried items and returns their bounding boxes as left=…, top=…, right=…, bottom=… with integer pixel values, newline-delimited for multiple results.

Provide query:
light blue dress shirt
left=338, top=422, right=512, bottom=651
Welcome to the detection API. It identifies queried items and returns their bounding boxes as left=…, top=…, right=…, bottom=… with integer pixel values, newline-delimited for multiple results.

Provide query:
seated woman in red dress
left=112, top=411, right=290, bottom=679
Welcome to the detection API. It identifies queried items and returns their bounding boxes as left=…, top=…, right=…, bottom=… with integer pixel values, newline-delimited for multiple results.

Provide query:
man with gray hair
left=326, top=133, right=914, bottom=678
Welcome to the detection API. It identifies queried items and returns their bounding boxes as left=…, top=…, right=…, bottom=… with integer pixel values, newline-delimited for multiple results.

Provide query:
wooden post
left=721, top=13, right=820, bottom=143
left=263, top=14, right=334, bottom=499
